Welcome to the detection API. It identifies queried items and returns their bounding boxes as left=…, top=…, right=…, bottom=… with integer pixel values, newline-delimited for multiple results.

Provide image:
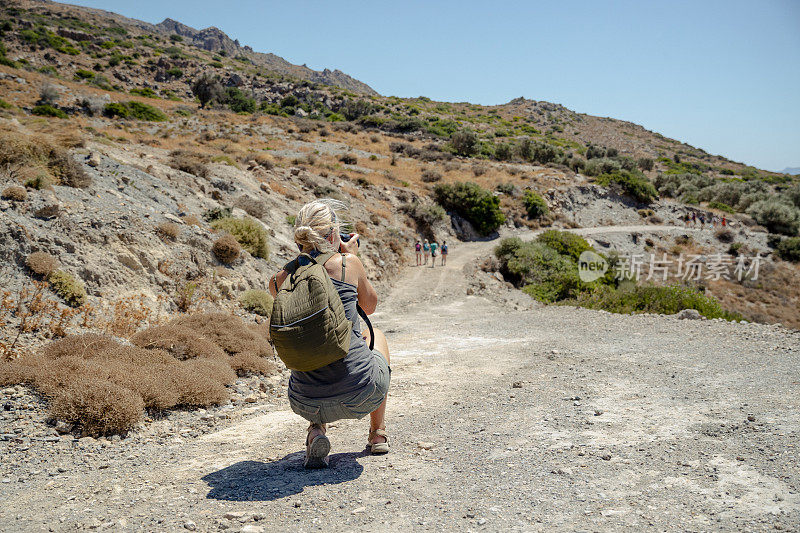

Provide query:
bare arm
left=268, top=269, right=288, bottom=298
left=349, top=254, right=378, bottom=315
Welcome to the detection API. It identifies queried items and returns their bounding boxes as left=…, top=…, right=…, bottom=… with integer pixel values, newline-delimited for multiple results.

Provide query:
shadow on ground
left=202, top=450, right=369, bottom=501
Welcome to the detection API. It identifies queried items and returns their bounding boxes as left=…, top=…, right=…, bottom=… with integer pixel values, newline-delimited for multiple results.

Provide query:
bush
left=536, top=230, right=592, bottom=261
left=234, top=196, right=266, bottom=219
left=707, top=201, right=736, bottom=214
left=746, top=199, right=799, bottom=236
left=155, top=222, right=180, bottom=240
left=239, top=290, right=274, bottom=317
left=494, top=238, right=584, bottom=303
left=225, top=87, right=255, bottom=113
left=2, top=185, right=27, bottom=202
left=339, top=153, right=358, bottom=165
left=567, top=284, right=741, bottom=320
left=775, top=237, right=800, bottom=262
left=48, top=270, right=87, bottom=307
left=637, top=157, right=654, bottom=171
left=211, top=217, right=269, bottom=259
left=421, top=169, right=442, bottom=183
left=169, top=150, right=209, bottom=178
left=595, top=170, right=658, bottom=203
left=450, top=130, right=478, bottom=157
left=0, top=130, right=90, bottom=188
left=523, top=190, right=549, bottom=219
left=1, top=317, right=272, bottom=435
left=26, top=252, right=58, bottom=277
left=212, top=234, right=241, bottom=264
left=32, top=104, right=68, bottom=118
left=434, top=182, right=505, bottom=235
left=401, top=202, right=446, bottom=233
left=203, top=206, right=233, bottom=222
left=103, top=101, right=167, bottom=121
left=191, top=74, right=224, bottom=109
left=715, top=228, right=734, bottom=243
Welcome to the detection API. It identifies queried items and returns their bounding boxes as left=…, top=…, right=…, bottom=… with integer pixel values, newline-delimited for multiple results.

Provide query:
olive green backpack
left=269, top=252, right=351, bottom=371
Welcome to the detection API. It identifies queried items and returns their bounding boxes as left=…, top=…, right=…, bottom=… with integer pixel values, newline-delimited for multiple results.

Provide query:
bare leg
left=363, top=327, right=390, bottom=445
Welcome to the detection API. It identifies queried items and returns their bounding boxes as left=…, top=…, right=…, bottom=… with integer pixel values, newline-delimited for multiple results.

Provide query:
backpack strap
left=341, top=253, right=346, bottom=282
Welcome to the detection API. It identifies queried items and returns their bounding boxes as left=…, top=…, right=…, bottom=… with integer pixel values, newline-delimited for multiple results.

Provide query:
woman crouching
left=268, top=199, right=390, bottom=468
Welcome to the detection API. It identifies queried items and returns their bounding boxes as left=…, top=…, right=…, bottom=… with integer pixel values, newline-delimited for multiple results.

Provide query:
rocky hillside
left=1, top=0, right=377, bottom=96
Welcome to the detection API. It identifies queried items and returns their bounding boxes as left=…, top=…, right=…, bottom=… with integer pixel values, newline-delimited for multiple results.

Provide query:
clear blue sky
left=67, top=0, right=800, bottom=171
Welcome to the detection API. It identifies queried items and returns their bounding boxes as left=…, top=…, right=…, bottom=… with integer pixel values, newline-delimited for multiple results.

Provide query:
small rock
left=224, top=512, right=244, bottom=520
left=677, top=309, right=701, bottom=320
left=594, top=410, right=604, bottom=416
left=601, top=454, right=612, bottom=461
left=477, top=518, right=487, bottom=525
left=351, top=507, right=366, bottom=515
left=87, top=153, right=101, bottom=167
left=747, top=415, right=756, bottom=422
left=183, top=521, right=197, bottom=531
left=55, top=421, right=73, bottom=435
left=240, top=526, right=264, bottom=533
left=244, top=395, right=257, bottom=404
left=417, top=441, right=434, bottom=450
left=511, top=381, right=522, bottom=389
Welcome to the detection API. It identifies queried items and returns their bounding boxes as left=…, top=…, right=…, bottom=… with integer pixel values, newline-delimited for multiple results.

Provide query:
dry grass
left=2, top=185, right=27, bottom=201
left=155, top=222, right=180, bottom=241
left=25, top=252, right=59, bottom=278
left=0, top=127, right=90, bottom=187
left=0, top=311, right=274, bottom=435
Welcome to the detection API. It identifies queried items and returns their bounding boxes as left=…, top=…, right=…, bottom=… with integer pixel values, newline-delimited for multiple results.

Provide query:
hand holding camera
left=339, top=233, right=360, bottom=254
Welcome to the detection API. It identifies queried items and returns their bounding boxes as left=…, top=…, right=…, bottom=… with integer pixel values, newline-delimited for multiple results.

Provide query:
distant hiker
left=441, top=240, right=448, bottom=266
left=415, top=240, right=422, bottom=266
left=423, top=239, right=430, bottom=265
left=429, top=241, right=438, bottom=268
left=269, top=199, right=391, bottom=468
left=683, top=213, right=690, bottom=226
left=722, top=216, right=727, bottom=227
left=691, top=212, right=696, bottom=225
left=699, top=214, right=705, bottom=227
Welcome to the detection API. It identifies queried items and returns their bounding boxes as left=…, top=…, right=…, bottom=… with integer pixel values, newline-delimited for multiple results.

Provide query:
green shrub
left=434, top=182, right=505, bottom=235
left=0, top=98, right=11, bottom=109
left=494, top=238, right=584, bottom=303
left=191, top=74, right=225, bottom=109
left=74, top=69, right=95, bottom=80
left=210, top=217, right=269, bottom=259
left=523, top=190, right=549, bottom=219
left=203, top=206, right=232, bottom=222
left=450, top=130, right=478, bottom=157
left=103, top=101, right=166, bottom=121
left=239, top=290, right=274, bottom=317
left=401, top=202, right=446, bottom=234
left=32, top=104, right=67, bottom=118
left=746, top=199, right=799, bottom=236
left=225, top=87, right=255, bottom=113
left=637, top=157, right=654, bottom=171
left=129, top=87, right=157, bottom=98
left=566, top=284, right=741, bottom=320
left=48, top=270, right=87, bottom=307
left=166, top=67, right=183, bottom=78
left=595, top=169, right=658, bottom=203
left=536, top=230, right=592, bottom=261
left=707, top=201, right=736, bottom=214
left=775, top=237, right=800, bottom=262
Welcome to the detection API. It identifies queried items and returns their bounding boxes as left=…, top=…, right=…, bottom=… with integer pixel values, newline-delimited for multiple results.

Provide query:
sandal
left=304, top=423, right=330, bottom=469
left=368, top=428, right=389, bottom=454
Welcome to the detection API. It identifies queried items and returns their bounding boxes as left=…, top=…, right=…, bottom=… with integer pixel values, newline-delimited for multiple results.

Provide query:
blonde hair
left=293, top=199, right=347, bottom=253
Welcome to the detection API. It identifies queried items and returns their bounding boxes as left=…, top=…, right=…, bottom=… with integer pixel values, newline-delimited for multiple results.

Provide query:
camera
left=339, top=233, right=360, bottom=251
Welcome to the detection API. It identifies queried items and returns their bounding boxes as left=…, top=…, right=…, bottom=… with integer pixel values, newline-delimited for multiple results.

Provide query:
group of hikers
left=683, top=211, right=728, bottom=228
left=414, top=239, right=448, bottom=267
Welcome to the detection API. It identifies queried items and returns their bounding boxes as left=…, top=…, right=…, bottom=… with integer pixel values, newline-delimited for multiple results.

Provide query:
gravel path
left=1, top=232, right=798, bottom=532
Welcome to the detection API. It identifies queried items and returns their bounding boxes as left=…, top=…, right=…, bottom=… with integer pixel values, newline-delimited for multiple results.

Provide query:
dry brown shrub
left=182, top=214, right=201, bottom=226
left=168, top=150, right=209, bottom=178
left=130, top=325, right=227, bottom=361
left=170, top=312, right=271, bottom=359
left=253, top=153, right=274, bottom=170
left=213, top=234, right=241, bottom=264
left=2, top=186, right=27, bottom=202
left=34, top=204, right=61, bottom=219
left=156, top=222, right=180, bottom=240
left=229, top=353, right=276, bottom=375
left=26, top=252, right=58, bottom=278
left=50, top=378, right=144, bottom=436
left=234, top=195, right=266, bottom=219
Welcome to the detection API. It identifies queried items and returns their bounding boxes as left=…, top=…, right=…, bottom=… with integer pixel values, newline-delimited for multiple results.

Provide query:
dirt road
left=1, top=231, right=799, bottom=532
